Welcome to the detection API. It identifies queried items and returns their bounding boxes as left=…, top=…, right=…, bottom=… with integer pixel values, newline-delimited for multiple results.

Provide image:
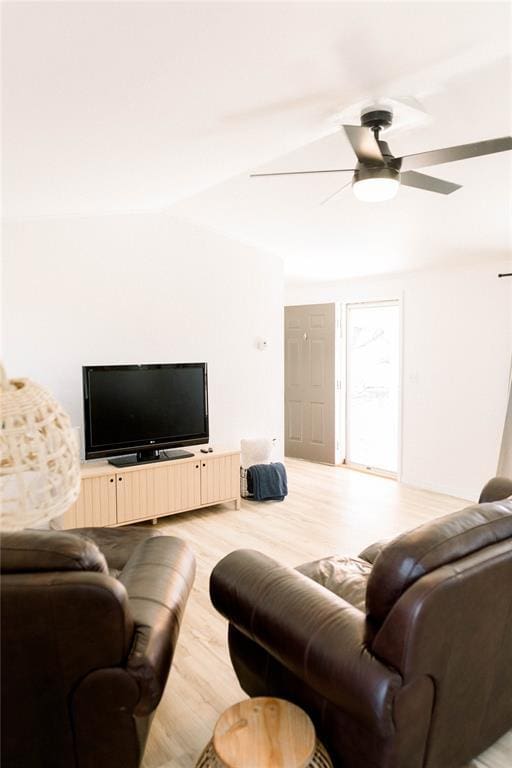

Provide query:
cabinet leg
left=235, top=498, right=241, bottom=511
left=152, top=518, right=158, bottom=525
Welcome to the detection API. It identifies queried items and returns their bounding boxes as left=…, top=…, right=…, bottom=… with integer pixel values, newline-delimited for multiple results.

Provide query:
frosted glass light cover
left=353, top=177, right=400, bottom=202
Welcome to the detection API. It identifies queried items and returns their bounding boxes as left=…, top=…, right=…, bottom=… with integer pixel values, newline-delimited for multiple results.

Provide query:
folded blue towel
left=247, top=462, right=288, bottom=502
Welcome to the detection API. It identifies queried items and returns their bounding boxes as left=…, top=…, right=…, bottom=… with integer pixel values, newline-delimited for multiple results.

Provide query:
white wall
left=2, top=213, right=284, bottom=456
left=286, top=262, right=512, bottom=501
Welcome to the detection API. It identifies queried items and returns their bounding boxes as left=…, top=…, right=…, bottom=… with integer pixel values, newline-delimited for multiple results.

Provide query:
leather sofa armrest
left=358, top=539, right=390, bottom=564
left=210, top=549, right=401, bottom=726
left=1, top=570, right=134, bottom=684
left=118, top=536, right=196, bottom=716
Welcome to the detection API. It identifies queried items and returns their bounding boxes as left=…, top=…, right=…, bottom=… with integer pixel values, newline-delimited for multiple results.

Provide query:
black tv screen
left=83, top=363, right=209, bottom=460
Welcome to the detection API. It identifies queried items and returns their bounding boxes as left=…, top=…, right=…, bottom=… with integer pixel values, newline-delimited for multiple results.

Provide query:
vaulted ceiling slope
left=3, top=1, right=511, bottom=279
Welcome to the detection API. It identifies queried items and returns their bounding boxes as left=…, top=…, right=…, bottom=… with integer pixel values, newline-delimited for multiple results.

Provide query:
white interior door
left=346, top=301, right=400, bottom=474
left=285, top=303, right=336, bottom=464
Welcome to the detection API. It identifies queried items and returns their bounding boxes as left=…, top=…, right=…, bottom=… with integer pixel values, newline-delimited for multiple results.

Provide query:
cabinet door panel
left=201, top=454, right=239, bottom=506
left=116, top=468, right=155, bottom=524
left=63, top=475, right=116, bottom=529
left=166, top=461, right=202, bottom=513
left=116, top=461, right=201, bottom=523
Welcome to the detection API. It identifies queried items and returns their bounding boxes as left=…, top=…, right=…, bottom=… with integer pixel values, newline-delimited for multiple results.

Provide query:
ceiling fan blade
left=320, top=180, right=352, bottom=205
left=343, top=125, right=385, bottom=165
left=399, top=136, right=512, bottom=172
left=250, top=168, right=353, bottom=178
left=400, top=170, right=462, bottom=195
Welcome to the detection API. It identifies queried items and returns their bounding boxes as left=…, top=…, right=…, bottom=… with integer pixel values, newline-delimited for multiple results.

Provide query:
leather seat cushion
left=296, top=555, right=372, bottom=612
left=71, top=525, right=161, bottom=574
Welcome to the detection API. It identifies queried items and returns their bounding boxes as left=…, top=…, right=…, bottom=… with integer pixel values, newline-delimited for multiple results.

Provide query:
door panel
left=287, top=400, right=303, bottom=442
left=63, top=475, right=116, bottom=528
left=310, top=313, right=325, bottom=328
left=116, top=467, right=156, bottom=523
left=310, top=339, right=325, bottom=387
left=200, top=454, right=239, bottom=505
left=173, top=461, right=201, bottom=516
left=116, top=460, right=201, bottom=523
left=288, top=338, right=301, bottom=387
left=285, top=303, right=336, bottom=463
left=311, top=402, right=325, bottom=444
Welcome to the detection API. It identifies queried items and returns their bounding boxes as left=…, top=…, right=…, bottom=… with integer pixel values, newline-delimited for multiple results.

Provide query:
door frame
left=341, top=297, right=403, bottom=479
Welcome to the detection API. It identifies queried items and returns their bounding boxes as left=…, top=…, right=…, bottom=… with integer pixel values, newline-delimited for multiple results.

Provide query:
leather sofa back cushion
left=0, top=530, right=108, bottom=574
left=366, top=500, right=512, bottom=624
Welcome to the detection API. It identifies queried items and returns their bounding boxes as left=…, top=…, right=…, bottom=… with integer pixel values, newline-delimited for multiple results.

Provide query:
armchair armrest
left=119, top=536, right=196, bottom=716
left=210, top=550, right=401, bottom=726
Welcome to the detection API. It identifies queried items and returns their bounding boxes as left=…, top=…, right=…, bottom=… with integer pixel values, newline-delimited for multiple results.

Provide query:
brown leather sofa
left=1, top=526, right=196, bottom=768
left=210, top=477, right=512, bottom=768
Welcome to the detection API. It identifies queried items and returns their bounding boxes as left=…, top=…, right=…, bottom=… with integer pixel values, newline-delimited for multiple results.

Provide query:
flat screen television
left=83, top=363, right=209, bottom=467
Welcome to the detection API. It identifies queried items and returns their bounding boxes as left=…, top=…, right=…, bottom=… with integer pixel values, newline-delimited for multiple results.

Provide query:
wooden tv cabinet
left=63, top=448, right=240, bottom=529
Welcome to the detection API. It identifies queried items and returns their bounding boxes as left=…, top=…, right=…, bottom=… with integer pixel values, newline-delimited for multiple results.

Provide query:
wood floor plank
left=141, top=459, right=512, bottom=768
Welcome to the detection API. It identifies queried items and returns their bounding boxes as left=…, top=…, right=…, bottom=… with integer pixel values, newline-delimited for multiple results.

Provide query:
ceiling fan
left=250, top=106, right=512, bottom=203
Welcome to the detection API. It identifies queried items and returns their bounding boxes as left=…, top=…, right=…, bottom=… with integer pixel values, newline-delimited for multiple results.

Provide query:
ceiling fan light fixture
left=250, top=102, right=512, bottom=206
left=352, top=174, right=400, bottom=202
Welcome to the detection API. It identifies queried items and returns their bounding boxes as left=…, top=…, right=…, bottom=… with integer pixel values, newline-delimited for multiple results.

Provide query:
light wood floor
left=142, top=458, right=512, bottom=768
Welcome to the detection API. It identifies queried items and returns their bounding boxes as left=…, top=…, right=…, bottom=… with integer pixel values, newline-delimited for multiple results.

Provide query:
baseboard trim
left=400, top=476, right=475, bottom=503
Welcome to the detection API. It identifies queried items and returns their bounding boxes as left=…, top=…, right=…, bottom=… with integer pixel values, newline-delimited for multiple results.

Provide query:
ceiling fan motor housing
left=360, top=108, right=393, bottom=130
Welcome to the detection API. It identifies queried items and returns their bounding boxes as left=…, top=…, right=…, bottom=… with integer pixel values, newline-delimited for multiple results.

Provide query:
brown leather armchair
left=1, top=526, right=196, bottom=768
left=210, top=478, right=512, bottom=768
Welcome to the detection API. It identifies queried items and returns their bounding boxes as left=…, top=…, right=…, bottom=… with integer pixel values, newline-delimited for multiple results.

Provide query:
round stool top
left=213, top=697, right=316, bottom=768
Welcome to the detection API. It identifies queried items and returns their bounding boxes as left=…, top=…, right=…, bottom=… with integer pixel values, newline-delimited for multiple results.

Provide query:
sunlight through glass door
left=346, top=301, right=400, bottom=475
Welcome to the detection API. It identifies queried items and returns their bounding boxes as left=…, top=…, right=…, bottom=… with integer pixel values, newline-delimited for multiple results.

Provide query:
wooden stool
left=196, top=697, right=333, bottom=768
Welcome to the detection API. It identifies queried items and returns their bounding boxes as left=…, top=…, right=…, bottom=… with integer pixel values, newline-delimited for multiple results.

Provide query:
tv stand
left=63, top=448, right=241, bottom=529
left=108, top=448, right=194, bottom=468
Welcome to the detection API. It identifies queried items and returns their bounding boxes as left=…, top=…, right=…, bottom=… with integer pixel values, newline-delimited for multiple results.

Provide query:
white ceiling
left=3, top=1, right=512, bottom=280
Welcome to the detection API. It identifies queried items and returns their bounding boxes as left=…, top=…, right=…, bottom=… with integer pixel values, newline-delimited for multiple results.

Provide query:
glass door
left=345, top=301, right=400, bottom=475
